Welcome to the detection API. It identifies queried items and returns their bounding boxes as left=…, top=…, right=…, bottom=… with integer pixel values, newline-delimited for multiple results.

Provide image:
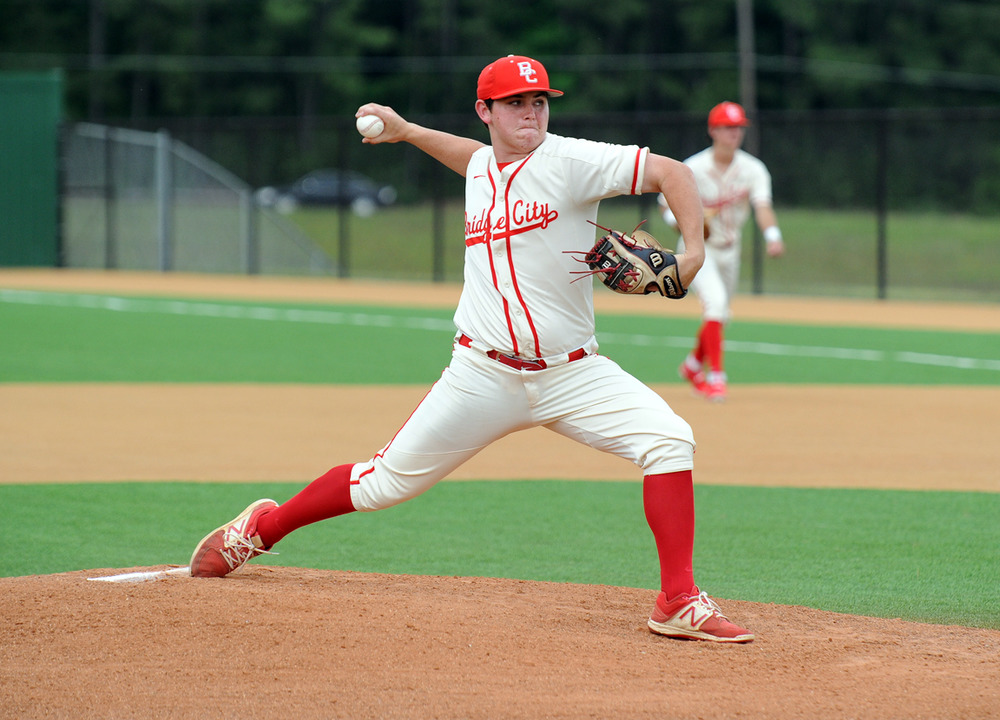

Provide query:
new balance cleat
left=648, top=590, right=754, bottom=643
left=190, top=499, right=278, bottom=578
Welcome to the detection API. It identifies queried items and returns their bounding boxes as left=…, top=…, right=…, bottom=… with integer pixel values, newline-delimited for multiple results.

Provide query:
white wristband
left=764, top=226, right=783, bottom=243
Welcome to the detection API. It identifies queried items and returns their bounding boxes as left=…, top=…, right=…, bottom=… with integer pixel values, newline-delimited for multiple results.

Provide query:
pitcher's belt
left=457, top=333, right=588, bottom=372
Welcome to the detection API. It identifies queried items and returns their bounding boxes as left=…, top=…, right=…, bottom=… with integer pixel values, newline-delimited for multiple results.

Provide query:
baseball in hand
left=356, top=115, right=385, bottom=139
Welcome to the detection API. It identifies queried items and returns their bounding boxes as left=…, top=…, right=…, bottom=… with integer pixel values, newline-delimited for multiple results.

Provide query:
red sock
left=692, top=326, right=706, bottom=365
left=255, top=464, right=356, bottom=547
left=643, top=471, right=697, bottom=600
left=700, top=320, right=724, bottom=374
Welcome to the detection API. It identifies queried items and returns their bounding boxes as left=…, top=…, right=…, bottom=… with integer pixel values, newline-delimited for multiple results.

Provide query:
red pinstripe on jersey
left=475, top=168, right=519, bottom=355
left=631, top=147, right=643, bottom=194
left=497, top=157, right=542, bottom=357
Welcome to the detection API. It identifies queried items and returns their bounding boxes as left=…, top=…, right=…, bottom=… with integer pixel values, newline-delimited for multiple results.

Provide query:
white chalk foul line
left=88, top=566, right=191, bottom=583
left=0, top=289, right=455, bottom=332
left=598, top=332, right=1000, bottom=372
left=3, top=289, right=998, bottom=372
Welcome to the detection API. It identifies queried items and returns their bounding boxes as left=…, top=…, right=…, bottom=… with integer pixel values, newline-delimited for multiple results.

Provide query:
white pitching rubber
left=88, top=566, right=191, bottom=583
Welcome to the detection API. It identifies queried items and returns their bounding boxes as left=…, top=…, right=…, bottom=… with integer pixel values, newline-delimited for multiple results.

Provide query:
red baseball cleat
left=190, top=499, right=278, bottom=578
left=648, top=589, right=754, bottom=643
left=704, top=376, right=727, bottom=403
left=678, top=362, right=709, bottom=396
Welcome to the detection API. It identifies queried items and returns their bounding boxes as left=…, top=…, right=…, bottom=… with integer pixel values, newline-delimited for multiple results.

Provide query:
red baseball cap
left=708, top=101, right=750, bottom=128
left=477, top=55, right=564, bottom=101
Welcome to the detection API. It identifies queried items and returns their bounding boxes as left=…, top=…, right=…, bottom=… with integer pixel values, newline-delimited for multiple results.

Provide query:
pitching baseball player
left=660, top=101, right=784, bottom=402
left=190, top=56, right=753, bottom=643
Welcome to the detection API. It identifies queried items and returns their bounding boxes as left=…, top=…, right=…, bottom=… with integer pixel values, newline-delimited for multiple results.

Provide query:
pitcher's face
left=477, top=92, right=550, bottom=160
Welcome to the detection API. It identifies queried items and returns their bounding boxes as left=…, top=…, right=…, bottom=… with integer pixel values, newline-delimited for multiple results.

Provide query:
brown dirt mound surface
left=4, top=567, right=999, bottom=720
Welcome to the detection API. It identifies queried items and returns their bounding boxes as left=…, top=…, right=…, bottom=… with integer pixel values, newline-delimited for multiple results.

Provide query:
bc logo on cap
left=477, top=55, right=563, bottom=100
left=518, top=61, right=539, bottom=83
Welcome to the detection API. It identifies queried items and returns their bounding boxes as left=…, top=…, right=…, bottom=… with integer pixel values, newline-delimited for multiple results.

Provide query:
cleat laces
left=692, top=592, right=727, bottom=619
left=218, top=528, right=276, bottom=571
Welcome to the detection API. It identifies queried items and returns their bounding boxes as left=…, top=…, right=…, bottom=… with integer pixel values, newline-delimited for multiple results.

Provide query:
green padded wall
left=0, top=70, right=62, bottom=266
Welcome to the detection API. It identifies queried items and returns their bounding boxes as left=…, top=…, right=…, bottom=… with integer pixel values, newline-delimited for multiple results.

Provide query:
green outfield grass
left=2, top=287, right=998, bottom=630
left=283, top=202, right=1000, bottom=302
left=2, top=290, right=998, bottom=385
left=2, top=481, right=998, bottom=630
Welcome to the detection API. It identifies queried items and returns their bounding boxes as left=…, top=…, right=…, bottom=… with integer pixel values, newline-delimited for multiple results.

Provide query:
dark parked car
left=255, top=169, right=397, bottom=216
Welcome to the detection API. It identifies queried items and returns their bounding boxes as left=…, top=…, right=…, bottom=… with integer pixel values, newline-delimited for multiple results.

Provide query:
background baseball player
left=660, top=101, right=785, bottom=402
left=190, top=55, right=754, bottom=643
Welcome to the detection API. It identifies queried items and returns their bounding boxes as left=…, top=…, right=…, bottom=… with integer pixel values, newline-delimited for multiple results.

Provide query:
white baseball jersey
left=685, top=147, right=772, bottom=249
left=348, top=132, right=697, bottom=513
left=662, top=147, right=773, bottom=322
left=455, top=133, right=647, bottom=359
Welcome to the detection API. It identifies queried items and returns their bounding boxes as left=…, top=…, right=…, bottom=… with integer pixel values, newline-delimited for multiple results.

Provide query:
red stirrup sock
left=692, top=324, right=706, bottom=365
left=255, top=464, right=357, bottom=547
left=643, top=471, right=697, bottom=600
left=701, top=320, right=724, bottom=374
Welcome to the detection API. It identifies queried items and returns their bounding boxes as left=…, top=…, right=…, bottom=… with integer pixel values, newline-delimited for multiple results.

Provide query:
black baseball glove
left=570, top=222, right=687, bottom=299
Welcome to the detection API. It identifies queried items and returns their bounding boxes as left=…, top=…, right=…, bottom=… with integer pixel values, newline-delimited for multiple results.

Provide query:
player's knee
left=700, top=299, right=728, bottom=321
left=639, top=434, right=695, bottom=474
left=350, top=458, right=442, bottom=512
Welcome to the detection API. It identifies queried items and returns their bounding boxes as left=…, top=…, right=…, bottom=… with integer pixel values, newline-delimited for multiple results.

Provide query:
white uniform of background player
left=189, top=56, right=754, bottom=642
left=660, top=101, right=784, bottom=402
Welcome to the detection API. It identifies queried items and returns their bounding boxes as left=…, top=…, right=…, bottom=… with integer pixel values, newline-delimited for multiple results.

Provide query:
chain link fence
left=61, top=123, right=335, bottom=276
left=68, top=108, right=1000, bottom=302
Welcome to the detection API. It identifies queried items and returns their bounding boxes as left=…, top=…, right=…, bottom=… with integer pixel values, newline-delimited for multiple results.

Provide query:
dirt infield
left=3, top=383, right=998, bottom=492
left=2, top=269, right=999, bottom=719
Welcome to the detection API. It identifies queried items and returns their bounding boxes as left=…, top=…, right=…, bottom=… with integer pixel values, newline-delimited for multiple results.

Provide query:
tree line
left=2, top=0, right=1000, bottom=124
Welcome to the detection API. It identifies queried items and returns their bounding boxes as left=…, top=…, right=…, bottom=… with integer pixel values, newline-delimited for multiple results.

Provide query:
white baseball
left=356, top=114, right=385, bottom=139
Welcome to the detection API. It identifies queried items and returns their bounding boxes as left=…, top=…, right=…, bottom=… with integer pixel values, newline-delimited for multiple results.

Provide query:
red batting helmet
left=477, top=55, right=564, bottom=101
left=708, top=101, right=750, bottom=128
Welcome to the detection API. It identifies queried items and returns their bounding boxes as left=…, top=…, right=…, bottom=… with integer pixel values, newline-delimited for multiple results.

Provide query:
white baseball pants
left=677, top=237, right=742, bottom=323
left=349, top=344, right=696, bottom=512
